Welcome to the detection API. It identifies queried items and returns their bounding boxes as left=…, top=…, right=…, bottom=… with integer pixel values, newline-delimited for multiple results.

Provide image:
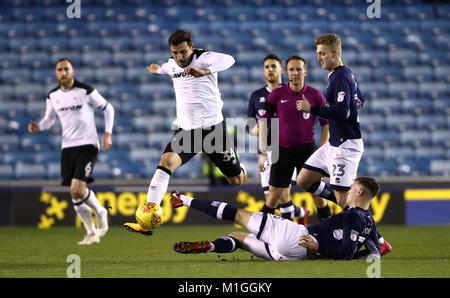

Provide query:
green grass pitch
left=1, top=225, right=449, bottom=278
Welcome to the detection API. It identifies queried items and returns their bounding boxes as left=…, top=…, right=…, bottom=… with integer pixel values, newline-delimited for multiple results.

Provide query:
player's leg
left=170, top=191, right=252, bottom=227
left=205, top=121, right=246, bottom=186
left=328, top=146, right=363, bottom=208
left=124, top=129, right=197, bottom=234
left=70, top=178, right=100, bottom=245
left=71, top=145, right=109, bottom=238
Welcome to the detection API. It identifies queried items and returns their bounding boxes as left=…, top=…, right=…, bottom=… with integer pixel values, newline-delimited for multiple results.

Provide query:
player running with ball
left=124, top=30, right=247, bottom=235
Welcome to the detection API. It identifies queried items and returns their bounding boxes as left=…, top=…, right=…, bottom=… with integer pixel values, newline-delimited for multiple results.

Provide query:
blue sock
left=211, top=236, right=239, bottom=253
left=190, top=199, right=237, bottom=221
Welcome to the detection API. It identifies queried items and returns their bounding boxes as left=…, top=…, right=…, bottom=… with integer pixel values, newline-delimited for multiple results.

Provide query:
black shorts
left=269, top=143, right=316, bottom=188
left=163, top=121, right=242, bottom=178
left=61, top=144, right=98, bottom=186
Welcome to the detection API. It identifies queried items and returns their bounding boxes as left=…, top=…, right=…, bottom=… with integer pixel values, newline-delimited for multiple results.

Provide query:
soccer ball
left=135, top=202, right=163, bottom=230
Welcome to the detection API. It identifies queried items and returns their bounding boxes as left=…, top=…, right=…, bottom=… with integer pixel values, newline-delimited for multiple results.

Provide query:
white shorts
left=260, top=151, right=297, bottom=194
left=303, top=140, right=363, bottom=190
left=245, top=212, right=309, bottom=261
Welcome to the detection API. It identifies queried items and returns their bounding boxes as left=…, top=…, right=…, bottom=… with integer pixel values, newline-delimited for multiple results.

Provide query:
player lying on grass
left=171, top=177, right=382, bottom=260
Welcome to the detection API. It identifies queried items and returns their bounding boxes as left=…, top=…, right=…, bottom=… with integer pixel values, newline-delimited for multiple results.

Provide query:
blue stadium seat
left=128, top=148, right=161, bottom=162
left=0, top=164, right=14, bottom=179
left=398, top=158, right=430, bottom=176
left=430, top=160, right=450, bottom=175
left=3, top=151, right=34, bottom=164
left=172, top=156, right=203, bottom=179
left=369, top=98, right=402, bottom=115
left=93, top=162, right=113, bottom=179
left=33, top=150, right=61, bottom=164
left=384, top=147, right=415, bottom=161
left=21, top=133, right=53, bottom=151
left=81, top=52, right=112, bottom=68
left=97, top=148, right=128, bottom=163
left=115, top=133, right=148, bottom=149
left=385, top=114, right=416, bottom=131
left=416, top=115, right=447, bottom=130
left=415, top=147, right=446, bottom=160
left=15, top=163, right=46, bottom=179
left=131, top=116, right=172, bottom=133
left=366, top=160, right=399, bottom=176
left=399, top=130, right=431, bottom=147
left=401, top=99, right=433, bottom=115
left=431, top=130, right=450, bottom=147
left=147, top=132, right=173, bottom=149
left=110, top=161, right=142, bottom=179
left=367, top=131, right=400, bottom=147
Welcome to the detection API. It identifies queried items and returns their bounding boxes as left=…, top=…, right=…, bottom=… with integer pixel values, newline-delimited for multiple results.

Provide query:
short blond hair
left=315, top=33, right=342, bottom=56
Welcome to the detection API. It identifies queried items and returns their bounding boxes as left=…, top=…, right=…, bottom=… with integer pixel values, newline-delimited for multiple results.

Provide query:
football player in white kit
left=124, top=30, right=247, bottom=235
left=28, top=58, right=115, bottom=245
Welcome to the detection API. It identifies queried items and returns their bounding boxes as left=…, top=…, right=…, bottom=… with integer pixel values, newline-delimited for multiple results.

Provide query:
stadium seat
left=384, top=147, right=415, bottom=161
left=366, top=160, right=399, bottom=176
left=128, top=148, right=161, bottom=162
left=0, top=164, right=14, bottom=179
left=385, top=114, right=416, bottom=131
left=398, top=158, right=431, bottom=176
left=430, top=160, right=450, bottom=175
left=15, top=163, right=46, bottom=179
left=399, top=130, right=431, bottom=147
left=93, top=162, right=113, bottom=179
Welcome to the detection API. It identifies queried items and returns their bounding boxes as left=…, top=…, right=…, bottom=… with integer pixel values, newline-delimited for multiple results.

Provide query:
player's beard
left=59, top=77, right=74, bottom=89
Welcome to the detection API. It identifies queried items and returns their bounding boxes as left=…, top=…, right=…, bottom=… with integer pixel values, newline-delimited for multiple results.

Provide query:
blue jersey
left=310, top=66, right=365, bottom=147
left=247, top=84, right=284, bottom=146
left=307, top=206, right=380, bottom=260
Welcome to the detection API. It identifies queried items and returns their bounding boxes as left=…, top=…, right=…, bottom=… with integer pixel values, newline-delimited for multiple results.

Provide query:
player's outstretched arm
left=146, top=63, right=161, bottom=75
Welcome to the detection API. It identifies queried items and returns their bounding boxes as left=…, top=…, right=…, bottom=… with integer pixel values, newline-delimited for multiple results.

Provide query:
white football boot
left=77, top=233, right=100, bottom=245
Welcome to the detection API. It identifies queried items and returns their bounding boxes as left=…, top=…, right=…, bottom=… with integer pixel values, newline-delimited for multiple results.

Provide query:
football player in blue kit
left=170, top=177, right=381, bottom=261
left=296, top=33, right=391, bottom=256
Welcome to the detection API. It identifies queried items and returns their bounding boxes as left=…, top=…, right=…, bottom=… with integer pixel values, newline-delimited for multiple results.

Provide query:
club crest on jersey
left=259, top=97, right=265, bottom=102
left=303, top=112, right=310, bottom=119
left=258, top=109, right=266, bottom=116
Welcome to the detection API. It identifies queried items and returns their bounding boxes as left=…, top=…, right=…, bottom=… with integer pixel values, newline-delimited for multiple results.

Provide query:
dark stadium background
left=0, top=0, right=449, bottom=227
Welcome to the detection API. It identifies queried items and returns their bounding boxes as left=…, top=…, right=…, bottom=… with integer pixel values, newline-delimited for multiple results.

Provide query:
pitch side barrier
left=1, top=177, right=449, bottom=227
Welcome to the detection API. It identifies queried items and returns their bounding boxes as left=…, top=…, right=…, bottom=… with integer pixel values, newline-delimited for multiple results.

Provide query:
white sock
left=180, top=194, right=193, bottom=207
left=83, top=189, right=105, bottom=216
left=73, top=199, right=96, bottom=235
left=147, top=168, right=171, bottom=205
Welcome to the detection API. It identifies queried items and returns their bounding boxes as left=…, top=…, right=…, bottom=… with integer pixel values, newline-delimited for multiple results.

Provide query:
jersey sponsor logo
left=337, top=91, right=345, bottom=102
left=58, top=104, right=82, bottom=112
left=259, top=97, right=266, bottom=102
left=172, top=72, right=192, bottom=78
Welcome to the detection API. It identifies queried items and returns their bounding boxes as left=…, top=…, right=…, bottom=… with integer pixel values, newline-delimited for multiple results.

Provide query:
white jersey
left=39, top=80, right=109, bottom=149
left=157, top=49, right=235, bottom=130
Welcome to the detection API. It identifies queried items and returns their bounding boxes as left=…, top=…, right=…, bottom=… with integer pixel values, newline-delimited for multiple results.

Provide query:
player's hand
left=101, top=132, right=112, bottom=151
left=28, top=121, right=40, bottom=133
left=146, top=64, right=160, bottom=75
left=257, top=153, right=268, bottom=172
left=298, top=235, right=318, bottom=251
left=184, top=66, right=211, bottom=77
left=296, top=95, right=311, bottom=112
